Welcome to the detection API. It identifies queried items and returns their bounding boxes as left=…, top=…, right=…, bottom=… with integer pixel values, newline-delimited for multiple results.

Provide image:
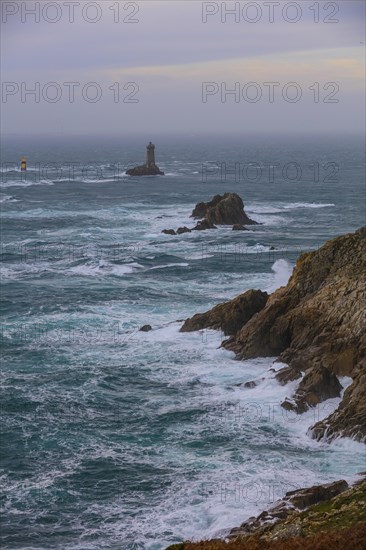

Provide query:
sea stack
left=126, top=142, right=165, bottom=176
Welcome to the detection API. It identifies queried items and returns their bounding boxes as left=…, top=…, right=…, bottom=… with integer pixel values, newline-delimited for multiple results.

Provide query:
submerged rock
left=243, top=380, right=258, bottom=388
left=192, top=219, right=217, bottom=231
left=235, top=378, right=265, bottom=388
left=139, top=324, right=152, bottom=332
left=162, top=229, right=176, bottom=235
left=176, top=226, right=191, bottom=234
left=232, top=224, right=247, bottom=231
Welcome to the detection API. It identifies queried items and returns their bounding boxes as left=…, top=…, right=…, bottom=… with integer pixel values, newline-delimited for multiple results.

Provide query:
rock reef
left=127, top=164, right=164, bottom=176
left=162, top=193, right=257, bottom=235
left=191, top=192, right=258, bottom=226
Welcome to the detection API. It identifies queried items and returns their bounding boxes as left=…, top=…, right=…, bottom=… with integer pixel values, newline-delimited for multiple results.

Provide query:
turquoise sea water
left=1, top=135, right=365, bottom=549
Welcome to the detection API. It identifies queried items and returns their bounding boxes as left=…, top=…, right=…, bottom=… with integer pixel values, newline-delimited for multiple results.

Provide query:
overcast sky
left=1, top=0, right=365, bottom=135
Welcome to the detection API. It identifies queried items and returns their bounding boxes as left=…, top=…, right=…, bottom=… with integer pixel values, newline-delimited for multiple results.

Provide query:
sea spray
left=267, top=259, right=293, bottom=292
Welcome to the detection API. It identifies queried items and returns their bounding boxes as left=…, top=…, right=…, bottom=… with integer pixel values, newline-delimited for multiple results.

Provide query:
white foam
left=69, top=261, right=144, bottom=277
left=246, top=212, right=288, bottom=226
left=266, top=259, right=293, bottom=292
left=283, top=202, right=335, bottom=210
left=78, top=178, right=118, bottom=184
left=0, top=193, right=18, bottom=203
left=3, top=307, right=364, bottom=550
left=0, top=179, right=54, bottom=189
left=248, top=202, right=335, bottom=213
left=246, top=201, right=335, bottom=226
left=247, top=205, right=284, bottom=214
left=148, top=263, right=189, bottom=270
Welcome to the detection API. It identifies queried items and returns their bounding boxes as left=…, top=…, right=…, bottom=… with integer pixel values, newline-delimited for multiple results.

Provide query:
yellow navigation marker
left=21, top=156, right=27, bottom=171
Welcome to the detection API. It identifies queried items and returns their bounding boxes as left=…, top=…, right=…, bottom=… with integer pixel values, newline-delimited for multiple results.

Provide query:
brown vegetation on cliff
left=167, top=524, right=366, bottom=549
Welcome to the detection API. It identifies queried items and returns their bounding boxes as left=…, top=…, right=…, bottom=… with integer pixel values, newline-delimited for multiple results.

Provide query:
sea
left=1, top=134, right=365, bottom=549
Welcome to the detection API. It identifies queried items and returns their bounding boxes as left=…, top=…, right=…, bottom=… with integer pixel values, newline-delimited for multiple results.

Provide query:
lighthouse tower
left=146, top=142, right=155, bottom=167
left=126, top=141, right=164, bottom=176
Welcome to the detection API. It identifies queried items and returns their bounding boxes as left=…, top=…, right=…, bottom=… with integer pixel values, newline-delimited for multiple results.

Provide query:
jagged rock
left=285, top=480, right=348, bottom=510
left=280, top=365, right=342, bottom=414
left=139, top=324, right=152, bottom=332
left=192, top=219, right=217, bottom=231
left=221, top=227, right=366, bottom=441
left=163, top=194, right=255, bottom=235
left=180, top=289, right=268, bottom=336
left=275, top=366, right=302, bottom=385
left=176, top=226, right=191, bottom=234
left=162, top=229, right=176, bottom=235
left=191, top=200, right=210, bottom=219
left=310, top=360, right=366, bottom=442
left=191, top=193, right=257, bottom=225
left=281, top=398, right=298, bottom=412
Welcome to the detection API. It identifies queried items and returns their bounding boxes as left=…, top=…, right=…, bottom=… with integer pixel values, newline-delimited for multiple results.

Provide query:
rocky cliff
left=224, top=227, right=366, bottom=442
left=181, top=227, right=366, bottom=442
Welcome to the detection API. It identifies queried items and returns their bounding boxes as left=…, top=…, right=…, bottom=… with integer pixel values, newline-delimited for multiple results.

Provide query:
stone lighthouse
left=146, top=142, right=156, bottom=167
left=126, top=141, right=165, bottom=176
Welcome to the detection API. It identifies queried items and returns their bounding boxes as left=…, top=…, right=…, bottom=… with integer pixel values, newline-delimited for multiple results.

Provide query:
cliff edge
left=181, top=227, right=366, bottom=442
